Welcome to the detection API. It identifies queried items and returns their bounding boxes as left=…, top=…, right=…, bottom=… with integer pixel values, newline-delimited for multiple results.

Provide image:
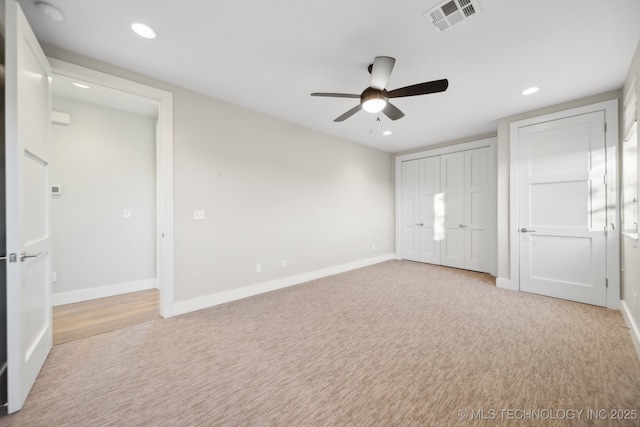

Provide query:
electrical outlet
left=256, top=264, right=262, bottom=273
left=194, top=210, right=205, bottom=220
left=281, top=259, right=286, bottom=268
left=123, top=209, right=131, bottom=218
left=372, top=244, right=376, bottom=252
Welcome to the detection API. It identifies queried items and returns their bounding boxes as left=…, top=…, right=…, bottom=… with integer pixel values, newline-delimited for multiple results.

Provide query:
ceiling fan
left=311, top=56, right=449, bottom=122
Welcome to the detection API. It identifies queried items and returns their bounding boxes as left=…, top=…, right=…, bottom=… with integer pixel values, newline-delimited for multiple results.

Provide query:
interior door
left=440, top=152, right=465, bottom=269
left=401, top=159, right=420, bottom=262
left=517, top=111, right=607, bottom=306
left=418, top=156, right=441, bottom=264
left=464, top=147, right=491, bottom=273
left=5, top=0, right=52, bottom=413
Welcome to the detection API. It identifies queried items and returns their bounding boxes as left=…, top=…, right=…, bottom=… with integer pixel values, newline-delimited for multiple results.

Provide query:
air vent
left=425, top=0, right=479, bottom=32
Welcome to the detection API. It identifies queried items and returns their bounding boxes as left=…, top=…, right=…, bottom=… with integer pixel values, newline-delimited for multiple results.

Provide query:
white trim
left=496, top=277, right=517, bottom=291
left=394, top=137, right=497, bottom=274
left=173, top=253, right=396, bottom=316
left=47, top=58, right=176, bottom=318
left=51, top=279, right=157, bottom=306
left=621, top=300, right=640, bottom=360
left=508, top=99, right=620, bottom=309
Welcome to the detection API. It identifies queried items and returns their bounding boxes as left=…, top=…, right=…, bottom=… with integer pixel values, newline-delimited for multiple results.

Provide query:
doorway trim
left=508, top=99, right=619, bottom=309
left=49, top=58, right=175, bottom=318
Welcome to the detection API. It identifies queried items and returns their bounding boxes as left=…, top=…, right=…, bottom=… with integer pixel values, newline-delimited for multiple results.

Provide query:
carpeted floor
left=1, top=260, right=639, bottom=426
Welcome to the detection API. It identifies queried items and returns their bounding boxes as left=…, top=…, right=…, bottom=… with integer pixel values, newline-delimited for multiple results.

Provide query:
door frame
left=48, top=59, right=175, bottom=318
left=508, top=99, right=619, bottom=309
left=394, top=137, right=497, bottom=276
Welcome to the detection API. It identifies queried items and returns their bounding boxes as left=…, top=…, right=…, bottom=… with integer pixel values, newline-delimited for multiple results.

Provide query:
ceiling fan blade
left=311, top=92, right=360, bottom=99
left=369, top=56, right=396, bottom=90
left=334, top=105, right=362, bottom=122
left=382, top=103, right=405, bottom=121
left=387, top=79, right=449, bottom=98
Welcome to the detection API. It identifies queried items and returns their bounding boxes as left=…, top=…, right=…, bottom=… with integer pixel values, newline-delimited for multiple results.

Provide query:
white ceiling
left=19, top=0, right=640, bottom=153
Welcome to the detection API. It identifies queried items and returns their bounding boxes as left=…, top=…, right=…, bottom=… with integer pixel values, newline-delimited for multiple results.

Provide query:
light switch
left=194, top=210, right=205, bottom=220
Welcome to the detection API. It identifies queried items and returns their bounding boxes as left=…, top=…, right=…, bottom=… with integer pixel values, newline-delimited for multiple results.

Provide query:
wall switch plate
left=51, top=272, right=57, bottom=282
left=281, top=259, right=286, bottom=268
left=256, top=264, right=262, bottom=273
left=372, top=244, right=376, bottom=251
left=194, top=210, right=205, bottom=220
left=123, top=209, right=131, bottom=218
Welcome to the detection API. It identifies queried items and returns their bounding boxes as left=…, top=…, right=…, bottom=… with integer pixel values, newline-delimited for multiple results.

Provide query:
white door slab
left=517, top=111, right=607, bottom=306
left=5, top=0, right=52, bottom=412
left=440, top=152, right=465, bottom=269
left=418, top=156, right=442, bottom=264
left=464, top=147, right=491, bottom=273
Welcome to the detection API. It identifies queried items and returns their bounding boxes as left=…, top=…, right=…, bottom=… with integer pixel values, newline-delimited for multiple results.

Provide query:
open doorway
left=48, top=59, right=174, bottom=343
left=51, top=73, right=159, bottom=344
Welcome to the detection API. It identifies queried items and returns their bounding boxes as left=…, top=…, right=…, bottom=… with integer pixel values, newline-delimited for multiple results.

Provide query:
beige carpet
left=1, top=260, right=639, bottom=426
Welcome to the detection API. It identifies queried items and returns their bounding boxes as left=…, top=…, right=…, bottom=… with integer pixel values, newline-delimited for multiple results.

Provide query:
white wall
left=51, top=96, right=157, bottom=303
left=44, top=47, right=396, bottom=308
left=621, top=40, right=640, bottom=353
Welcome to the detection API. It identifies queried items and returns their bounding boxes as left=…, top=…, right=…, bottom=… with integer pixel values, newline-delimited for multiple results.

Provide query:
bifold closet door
left=400, top=157, right=441, bottom=264
left=440, top=152, right=465, bottom=269
left=401, top=160, right=420, bottom=262
left=464, top=147, right=491, bottom=273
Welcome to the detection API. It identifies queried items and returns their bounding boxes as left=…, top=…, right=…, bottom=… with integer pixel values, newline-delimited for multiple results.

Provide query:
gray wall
left=51, top=96, right=157, bottom=296
left=44, top=47, right=396, bottom=305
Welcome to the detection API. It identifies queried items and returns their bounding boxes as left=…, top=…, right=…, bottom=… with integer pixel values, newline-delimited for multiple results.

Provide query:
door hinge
left=603, top=174, right=607, bottom=184
left=604, top=123, right=607, bottom=133
left=606, top=278, right=609, bottom=288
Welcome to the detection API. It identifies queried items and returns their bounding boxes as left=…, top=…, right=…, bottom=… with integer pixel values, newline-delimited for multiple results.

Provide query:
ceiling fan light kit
left=311, top=56, right=448, bottom=122
left=361, top=88, right=388, bottom=113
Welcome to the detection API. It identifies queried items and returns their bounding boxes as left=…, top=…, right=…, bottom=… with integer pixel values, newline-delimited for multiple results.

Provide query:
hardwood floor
left=53, top=289, right=160, bottom=345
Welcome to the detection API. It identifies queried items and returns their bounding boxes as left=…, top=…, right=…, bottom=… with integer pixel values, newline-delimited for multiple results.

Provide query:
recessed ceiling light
left=131, top=23, right=156, bottom=39
left=72, top=82, right=90, bottom=89
left=521, top=87, right=540, bottom=95
left=36, top=2, right=64, bottom=22
left=383, top=130, right=393, bottom=136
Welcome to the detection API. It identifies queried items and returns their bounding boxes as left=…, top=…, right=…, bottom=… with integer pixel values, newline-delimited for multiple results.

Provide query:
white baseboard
left=52, top=278, right=157, bottom=306
left=621, top=300, right=640, bottom=360
left=173, top=253, right=396, bottom=316
left=496, top=277, right=517, bottom=291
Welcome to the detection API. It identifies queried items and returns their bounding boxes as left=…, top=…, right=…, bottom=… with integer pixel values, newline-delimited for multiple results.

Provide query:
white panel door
left=5, top=1, right=53, bottom=413
left=464, top=148, right=491, bottom=273
left=418, top=156, right=442, bottom=264
left=518, top=111, right=607, bottom=306
left=401, top=159, right=420, bottom=262
left=440, top=152, right=465, bottom=269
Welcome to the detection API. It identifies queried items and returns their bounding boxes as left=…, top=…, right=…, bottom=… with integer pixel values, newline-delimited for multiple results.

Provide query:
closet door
left=401, top=160, right=420, bottom=261
left=464, top=147, right=491, bottom=273
left=418, top=157, right=441, bottom=264
left=440, top=152, right=465, bottom=269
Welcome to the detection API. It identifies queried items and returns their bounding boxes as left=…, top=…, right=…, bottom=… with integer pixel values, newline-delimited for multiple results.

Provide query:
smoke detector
left=425, top=0, right=478, bottom=32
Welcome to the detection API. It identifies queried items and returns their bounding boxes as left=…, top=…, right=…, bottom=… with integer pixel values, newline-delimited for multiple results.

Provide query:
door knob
left=520, top=228, right=536, bottom=233
left=459, top=224, right=468, bottom=228
left=415, top=223, right=424, bottom=226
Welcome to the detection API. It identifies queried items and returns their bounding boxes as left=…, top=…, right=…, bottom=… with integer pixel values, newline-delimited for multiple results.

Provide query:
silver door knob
left=520, top=228, right=536, bottom=233
left=459, top=224, right=468, bottom=228
left=415, top=223, right=424, bottom=226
